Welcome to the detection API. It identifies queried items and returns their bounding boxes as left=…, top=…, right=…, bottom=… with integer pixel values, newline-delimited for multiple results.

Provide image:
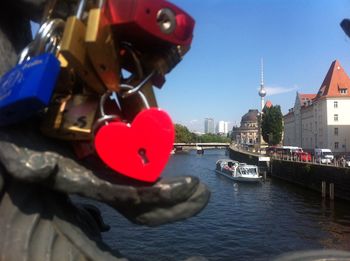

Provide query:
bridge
left=174, top=142, right=230, bottom=150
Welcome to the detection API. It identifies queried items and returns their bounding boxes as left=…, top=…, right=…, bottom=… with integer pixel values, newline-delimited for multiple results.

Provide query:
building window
left=334, top=114, right=338, bottom=121
left=335, top=142, right=339, bottom=149
left=334, top=128, right=338, bottom=136
left=340, top=88, right=348, bottom=94
left=334, top=101, right=338, bottom=108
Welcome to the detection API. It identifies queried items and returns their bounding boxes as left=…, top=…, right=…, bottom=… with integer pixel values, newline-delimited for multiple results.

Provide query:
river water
left=98, top=149, right=350, bottom=261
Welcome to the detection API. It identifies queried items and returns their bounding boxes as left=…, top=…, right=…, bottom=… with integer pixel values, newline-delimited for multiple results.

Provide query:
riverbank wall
left=271, top=160, right=350, bottom=201
left=229, top=146, right=350, bottom=201
left=228, top=146, right=260, bottom=165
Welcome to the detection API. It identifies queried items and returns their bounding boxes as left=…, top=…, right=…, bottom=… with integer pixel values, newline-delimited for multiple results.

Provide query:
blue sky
left=31, top=1, right=350, bottom=132
left=154, top=0, right=350, bottom=132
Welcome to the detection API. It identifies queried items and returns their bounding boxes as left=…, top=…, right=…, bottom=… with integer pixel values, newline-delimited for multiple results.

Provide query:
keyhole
left=138, top=148, right=150, bottom=165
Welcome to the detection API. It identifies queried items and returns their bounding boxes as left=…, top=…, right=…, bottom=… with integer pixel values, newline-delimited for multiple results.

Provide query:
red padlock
left=94, top=88, right=175, bottom=183
left=105, top=0, right=195, bottom=50
left=94, top=107, right=174, bottom=183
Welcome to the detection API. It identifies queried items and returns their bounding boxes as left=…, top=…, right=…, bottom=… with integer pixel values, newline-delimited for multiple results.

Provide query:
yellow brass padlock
left=60, top=0, right=106, bottom=94
left=85, top=0, right=120, bottom=92
left=41, top=94, right=99, bottom=140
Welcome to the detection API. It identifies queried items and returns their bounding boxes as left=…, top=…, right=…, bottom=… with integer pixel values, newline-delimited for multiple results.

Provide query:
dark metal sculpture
left=0, top=1, right=210, bottom=260
left=0, top=121, right=210, bottom=260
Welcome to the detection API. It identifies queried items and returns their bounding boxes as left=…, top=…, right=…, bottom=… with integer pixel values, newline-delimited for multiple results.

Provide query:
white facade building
left=216, top=121, right=229, bottom=135
left=284, top=60, right=350, bottom=154
left=204, top=118, right=214, bottom=134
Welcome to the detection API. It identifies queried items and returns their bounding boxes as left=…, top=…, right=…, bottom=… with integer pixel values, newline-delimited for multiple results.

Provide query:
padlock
left=92, top=90, right=122, bottom=137
left=17, top=19, right=65, bottom=66
left=94, top=87, right=175, bottom=183
left=18, top=18, right=77, bottom=95
left=118, top=44, right=158, bottom=118
left=85, top=0, right=120, bottom=92
left=41, top=94, right=100, bottom=140
left=60, top=0, right=106, bottom=94
left=0, top=51, right=60, bottom=125
left=106, top=0, right=195, bottom=51
left=119, top=73, right=158, bottom=122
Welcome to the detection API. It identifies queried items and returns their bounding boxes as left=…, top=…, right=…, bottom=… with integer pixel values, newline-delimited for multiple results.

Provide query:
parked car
left=276, top=146, right=302, bottom=160
left=294, top=151, right=312, bottom=162
left=314, top=148, right=334, bottom=164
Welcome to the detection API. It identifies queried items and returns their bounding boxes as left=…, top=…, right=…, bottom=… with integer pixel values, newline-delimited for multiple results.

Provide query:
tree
left=174, top=124, right=194, bottom=143
left=200, top=133, right=230, bottom=143
left=174, top=124, right=230, bottom=143
left=261, top=105, right=283, bottom=145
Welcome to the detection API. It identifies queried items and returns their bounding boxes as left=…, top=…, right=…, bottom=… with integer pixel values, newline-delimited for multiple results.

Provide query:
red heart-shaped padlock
left=94, top=108, right=175, bottom=182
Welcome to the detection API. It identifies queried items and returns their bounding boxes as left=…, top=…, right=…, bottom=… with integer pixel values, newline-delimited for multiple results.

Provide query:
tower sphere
left=259, top=88, right=266, bottom=97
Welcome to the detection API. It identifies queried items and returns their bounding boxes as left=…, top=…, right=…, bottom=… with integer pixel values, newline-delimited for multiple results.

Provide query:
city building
left=283, top=60, right=350, bottom=154
left=216, top=121, right=229, bottom=135
left=231, top=109, right=259, bottom=144
left=204, top=118, right=214, bottom=134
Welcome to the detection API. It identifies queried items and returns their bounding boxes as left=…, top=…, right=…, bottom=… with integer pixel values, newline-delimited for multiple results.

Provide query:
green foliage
left=175, top=124, right=194, bottom=143
left=199, top=133, right=230, bottom=143
left=261, top=105, right=283, bottom=145
left=174, top=124, right=230, bottom=143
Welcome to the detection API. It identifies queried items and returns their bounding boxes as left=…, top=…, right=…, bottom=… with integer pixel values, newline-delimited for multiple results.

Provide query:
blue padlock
left=0, top=53, right=60, bottom=126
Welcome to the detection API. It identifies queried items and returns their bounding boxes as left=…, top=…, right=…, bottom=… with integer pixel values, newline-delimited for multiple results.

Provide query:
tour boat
left=215, top=159, right=262, bottom=183
left=196, top=146, right=204, bottom=154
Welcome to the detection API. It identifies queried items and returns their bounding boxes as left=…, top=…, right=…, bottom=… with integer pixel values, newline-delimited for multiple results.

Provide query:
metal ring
left=92, top=114, right=120, bottom=136
left=76, top=0, right=87, bottom=20
left=94, top=91, right=122, bottom=132
left=119, top=85, right=150, bottom=109
left=17, top=45, right=32, bottom=64
left=33, top=18, right=65, bottom=56
left=157, top=8, right=176, bottom=34
left=18, top=18, right=65, bottom=64
left=120, top=71, right=155, bottom=99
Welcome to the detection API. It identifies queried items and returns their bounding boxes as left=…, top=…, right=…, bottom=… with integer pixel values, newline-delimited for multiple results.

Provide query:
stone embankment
left=229, top=145, right=350, bottom=201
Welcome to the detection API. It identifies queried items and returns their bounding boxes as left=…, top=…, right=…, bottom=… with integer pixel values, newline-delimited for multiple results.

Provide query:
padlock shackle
left=92, top=92, right=121, bottom=138
left=119, top=85, right=151, bottom=110
left=99, top=91, right=120, bottom=117
left=17, top=46, right=31, bottom=65
left=18, top=19, right=65, bottom=64
left=41, top=0, right=58, bottom=23
left=96, top=0, right=105, bottom=8
left=76, top=0, right=87, bottom=20
left=92, top=114, right=120, bottom=136
left=35, top=19, right=65, bottom=56
left=120, top=71, right=155, bottom=99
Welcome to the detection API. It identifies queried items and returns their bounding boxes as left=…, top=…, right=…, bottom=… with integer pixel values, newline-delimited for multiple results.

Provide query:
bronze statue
left=0, top=1, right=210, bottom=260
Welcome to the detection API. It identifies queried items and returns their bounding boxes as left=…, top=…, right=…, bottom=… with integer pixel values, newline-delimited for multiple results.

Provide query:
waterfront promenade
left=230, top=143, right=349, bottom=168
left=229, top=144, right=350, bottom=201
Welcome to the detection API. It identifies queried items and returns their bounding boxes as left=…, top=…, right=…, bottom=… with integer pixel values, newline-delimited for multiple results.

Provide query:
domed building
left=231, top=109, right=259, bottom=145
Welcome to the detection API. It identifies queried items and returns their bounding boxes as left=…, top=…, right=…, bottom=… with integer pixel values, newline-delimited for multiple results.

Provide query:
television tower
left=258, top=58, right=267, bottom=111
left=258, top=58, right=267, bottom=148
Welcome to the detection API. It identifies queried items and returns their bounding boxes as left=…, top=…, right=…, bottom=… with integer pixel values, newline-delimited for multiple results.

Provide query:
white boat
left=196, top=146, right=204, bottom=154
left=215, top=159, right=262, bottom=183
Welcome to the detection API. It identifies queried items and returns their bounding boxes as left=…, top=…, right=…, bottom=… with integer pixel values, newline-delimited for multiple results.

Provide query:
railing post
left=322, top=181, right=326, bottom=198
left=329, top=183, right=334, bottom=200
